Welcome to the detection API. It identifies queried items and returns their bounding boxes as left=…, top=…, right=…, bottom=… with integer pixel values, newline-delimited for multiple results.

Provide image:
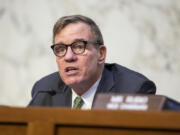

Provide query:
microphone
left=38, top=89, right=57, bottom=96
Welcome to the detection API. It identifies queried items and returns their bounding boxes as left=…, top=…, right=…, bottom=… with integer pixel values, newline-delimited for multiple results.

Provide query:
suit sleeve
left=31, top=81, right=39, bottom=98
left=28, top=81, right=40, bottom=106
left=28, top=81, right=53, bottom=107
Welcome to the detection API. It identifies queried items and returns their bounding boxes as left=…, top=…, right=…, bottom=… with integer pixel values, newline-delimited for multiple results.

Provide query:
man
left=29, top=15, right=156, bottom=109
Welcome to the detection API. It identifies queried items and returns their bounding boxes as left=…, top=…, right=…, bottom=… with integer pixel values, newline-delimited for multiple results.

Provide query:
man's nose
left=64, top=46, right=77, bottom=61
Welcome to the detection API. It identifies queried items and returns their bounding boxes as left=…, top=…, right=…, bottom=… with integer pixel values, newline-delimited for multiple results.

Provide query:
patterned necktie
left=73, top=96, right=84, bottom=109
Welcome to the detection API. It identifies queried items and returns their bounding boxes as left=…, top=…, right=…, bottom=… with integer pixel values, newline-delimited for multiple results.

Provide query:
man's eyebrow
left=73, top=38, right=85, bottom=42
left=74, top=38, right=85, bottom=42
left=54, top=41, right=65, bottom=45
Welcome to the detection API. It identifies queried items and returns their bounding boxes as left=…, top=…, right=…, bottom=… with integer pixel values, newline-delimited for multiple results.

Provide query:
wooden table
left=0, top=106, right=180, bottom=135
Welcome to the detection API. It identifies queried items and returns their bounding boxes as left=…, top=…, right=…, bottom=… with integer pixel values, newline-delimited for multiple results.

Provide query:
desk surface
left=0, top=106, right=180, bottom=135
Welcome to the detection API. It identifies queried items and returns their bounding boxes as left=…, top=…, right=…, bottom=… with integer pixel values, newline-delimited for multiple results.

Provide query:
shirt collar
left=72, top=75, right=102, bottom=109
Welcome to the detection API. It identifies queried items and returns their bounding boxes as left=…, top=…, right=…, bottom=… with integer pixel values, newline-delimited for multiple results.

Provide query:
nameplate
left=93, top=94, right=166, bottom=111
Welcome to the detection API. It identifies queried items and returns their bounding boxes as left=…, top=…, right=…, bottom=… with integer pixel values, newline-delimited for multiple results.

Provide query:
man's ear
left=98, top=45, right=106, bottom=64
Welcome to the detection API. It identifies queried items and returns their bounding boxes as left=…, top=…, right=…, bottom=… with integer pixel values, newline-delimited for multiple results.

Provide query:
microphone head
left=39, top=89, right=57, bottom=96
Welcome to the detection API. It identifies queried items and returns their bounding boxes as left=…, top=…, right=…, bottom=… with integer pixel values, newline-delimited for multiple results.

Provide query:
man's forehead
left=54, top=22, right=94, bottom=43
left=60, top=22, right=92, bottom=34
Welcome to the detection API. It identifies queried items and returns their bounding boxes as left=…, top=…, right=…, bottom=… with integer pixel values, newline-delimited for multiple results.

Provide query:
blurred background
left=0, top=0, right=180, bottom=106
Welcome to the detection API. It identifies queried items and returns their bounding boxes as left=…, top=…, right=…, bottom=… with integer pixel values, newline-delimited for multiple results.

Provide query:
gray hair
left=53, top=15, right=104, bottom=45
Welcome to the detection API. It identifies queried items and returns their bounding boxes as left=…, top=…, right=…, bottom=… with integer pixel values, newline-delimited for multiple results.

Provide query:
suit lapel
left=95, top=67, right=114, bottom=94
left=91, top=67, right=114, bottom=106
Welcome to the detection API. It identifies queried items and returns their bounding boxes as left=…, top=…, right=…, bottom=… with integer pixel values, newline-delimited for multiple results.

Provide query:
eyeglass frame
left=51, top=40, right=101, bottom=58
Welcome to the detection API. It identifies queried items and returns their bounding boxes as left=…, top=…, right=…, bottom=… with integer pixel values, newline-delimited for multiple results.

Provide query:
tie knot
left=73, top=96, right=84, bottom=109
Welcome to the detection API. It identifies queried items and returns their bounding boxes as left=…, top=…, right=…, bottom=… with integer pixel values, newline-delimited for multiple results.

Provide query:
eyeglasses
left=51, top=40, right=100, bottom=57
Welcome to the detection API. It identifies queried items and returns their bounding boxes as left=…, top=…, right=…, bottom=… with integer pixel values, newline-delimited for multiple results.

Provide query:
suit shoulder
left=32, top=72, right=65, bottom=95
left=104, top=63, right=156, bottom=94
left=37, top=72, right=60, bottom=83
left=105, top=63, right=148, bottom=80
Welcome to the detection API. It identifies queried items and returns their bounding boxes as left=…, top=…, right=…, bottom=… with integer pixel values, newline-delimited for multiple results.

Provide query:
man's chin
left=64, top=80, right=82, bottom=88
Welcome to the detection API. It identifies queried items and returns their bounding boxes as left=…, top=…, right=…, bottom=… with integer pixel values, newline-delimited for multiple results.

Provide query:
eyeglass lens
left=53, top=41, right=86, bottom=57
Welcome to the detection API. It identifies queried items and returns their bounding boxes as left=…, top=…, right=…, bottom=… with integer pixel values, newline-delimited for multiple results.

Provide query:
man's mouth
left=65, top=67, right=78, bottom=72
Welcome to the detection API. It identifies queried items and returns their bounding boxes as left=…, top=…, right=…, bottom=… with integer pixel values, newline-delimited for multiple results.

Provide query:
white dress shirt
left=72, top=76, right=101, bottom=109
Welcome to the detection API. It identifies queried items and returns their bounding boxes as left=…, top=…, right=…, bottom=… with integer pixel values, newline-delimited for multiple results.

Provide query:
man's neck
left=73, top=75, right=102, bottom=96
left=71, top=76, right=102, bottom=109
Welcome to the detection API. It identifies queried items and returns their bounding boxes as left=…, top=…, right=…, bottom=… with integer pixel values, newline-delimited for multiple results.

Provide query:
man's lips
left=65, top=67, right=78, bottom=72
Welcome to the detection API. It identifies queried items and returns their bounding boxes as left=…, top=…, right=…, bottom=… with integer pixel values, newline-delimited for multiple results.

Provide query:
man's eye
left=72, top=44, right=84, bottom=51
left=76, top=45, right=84, bottom=49
left=73, top=42, right=85, bottom=49
left=59, top=48, right=66, bottom=52
left=55, top=46, right=66, bottom=52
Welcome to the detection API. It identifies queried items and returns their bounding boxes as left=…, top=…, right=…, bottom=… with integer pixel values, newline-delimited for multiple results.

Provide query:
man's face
left=54, top=22, right=106, bottom=92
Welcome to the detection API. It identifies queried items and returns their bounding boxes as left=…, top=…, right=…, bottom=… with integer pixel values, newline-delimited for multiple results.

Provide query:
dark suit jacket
left=29, top=63, right=156, bottom=107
